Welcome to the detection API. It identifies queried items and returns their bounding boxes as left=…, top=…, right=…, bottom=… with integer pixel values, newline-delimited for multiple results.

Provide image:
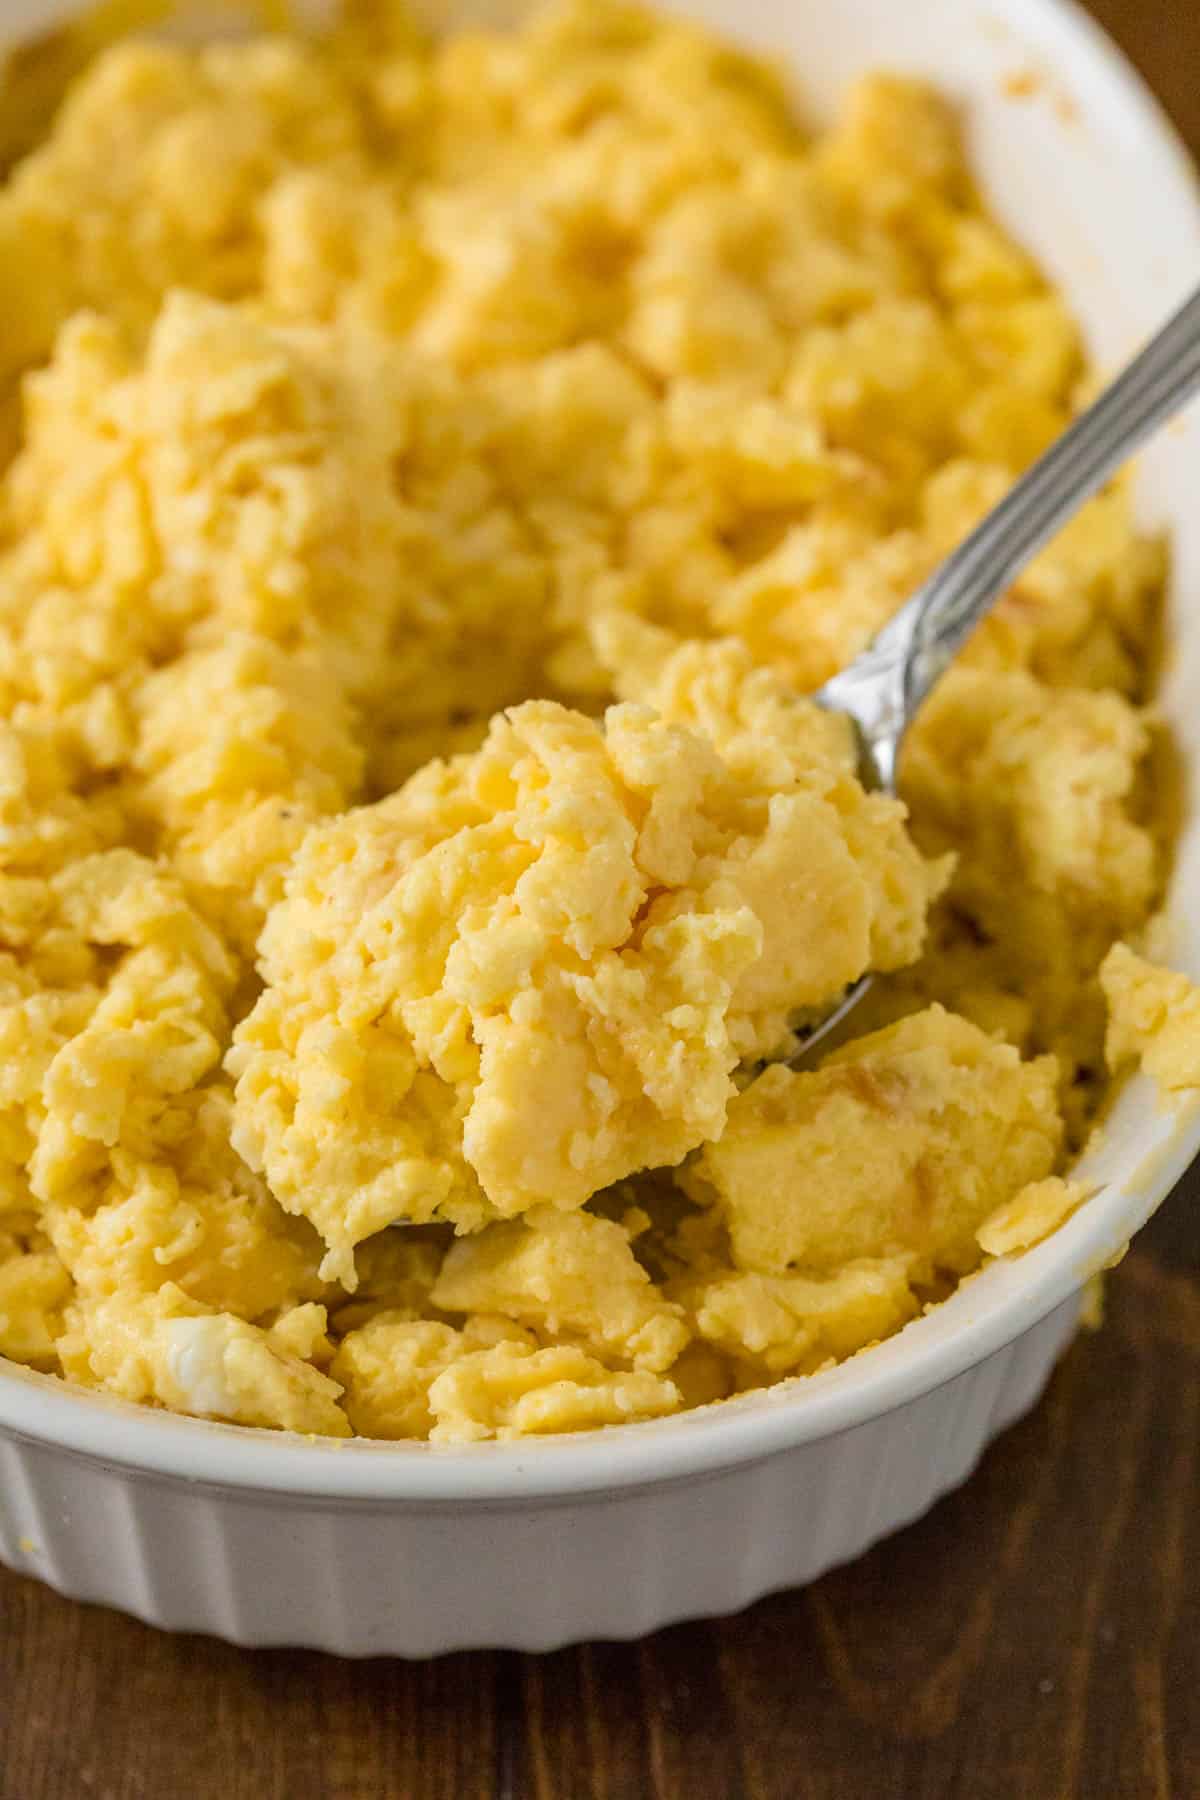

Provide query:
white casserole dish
left=1, top=0, right=1198, bottom=1657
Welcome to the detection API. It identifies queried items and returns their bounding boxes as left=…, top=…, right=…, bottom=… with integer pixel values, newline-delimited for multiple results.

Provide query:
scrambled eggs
left=229, top=639, right=944, bottom=1283
left=0, top=0, right=1190, bottom=1442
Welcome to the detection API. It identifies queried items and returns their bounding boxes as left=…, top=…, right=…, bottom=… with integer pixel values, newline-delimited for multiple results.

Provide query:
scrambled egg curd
left=229, top=638, right=944, bottom=1284
left=0, top=0, right=1192, bottom=1442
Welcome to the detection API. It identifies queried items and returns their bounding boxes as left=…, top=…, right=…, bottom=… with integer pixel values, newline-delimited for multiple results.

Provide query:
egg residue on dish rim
left=0, top=0, right=1195, bottom=1442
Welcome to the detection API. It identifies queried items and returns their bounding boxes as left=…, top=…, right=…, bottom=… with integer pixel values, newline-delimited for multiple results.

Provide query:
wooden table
left=2, top=4, right=1198, bottom=1795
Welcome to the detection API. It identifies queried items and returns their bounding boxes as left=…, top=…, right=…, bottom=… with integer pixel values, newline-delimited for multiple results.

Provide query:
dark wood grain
left=2, top=5, right=1198, bottom=1796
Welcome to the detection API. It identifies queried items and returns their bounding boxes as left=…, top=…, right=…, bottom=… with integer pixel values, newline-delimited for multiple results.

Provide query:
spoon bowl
left=791, top=279, right=1200, bottom=1064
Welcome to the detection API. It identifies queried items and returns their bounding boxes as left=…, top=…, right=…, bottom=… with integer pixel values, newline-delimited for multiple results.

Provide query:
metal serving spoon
left=794, top=279, right=1200, bottom=1063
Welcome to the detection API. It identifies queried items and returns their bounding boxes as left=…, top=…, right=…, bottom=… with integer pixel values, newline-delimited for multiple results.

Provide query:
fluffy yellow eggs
left=0, top=1, right=1189, bottom=1442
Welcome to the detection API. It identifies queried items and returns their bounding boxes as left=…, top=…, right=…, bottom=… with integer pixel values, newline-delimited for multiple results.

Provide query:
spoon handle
left=905, top=281, right=1200, bottom=695
left=819, top=280, right=1200, bottom=788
